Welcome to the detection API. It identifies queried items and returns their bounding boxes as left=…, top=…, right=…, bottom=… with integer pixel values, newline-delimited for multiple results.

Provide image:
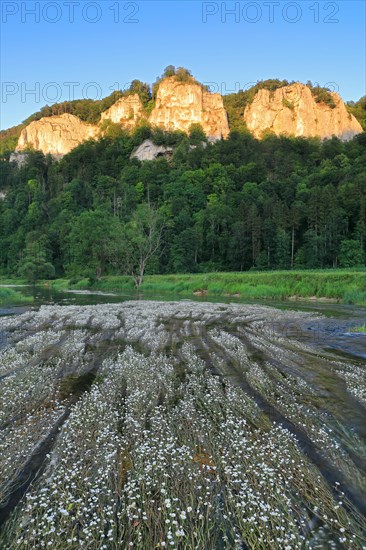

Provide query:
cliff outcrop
left=100, top=94, right=145, bottom=128
left=149, top=77, right=229, bottom=139
left=243, top=83, right=362, bottom=140
left=14, top=78, right=363, bottom=157
left=16, top=114, right=99, bottom=156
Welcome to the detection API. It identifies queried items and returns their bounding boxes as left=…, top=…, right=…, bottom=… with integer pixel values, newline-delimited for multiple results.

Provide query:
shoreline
left=48, top=270, right=366, bottom=306
left=1, top=269, right=365, bottom=306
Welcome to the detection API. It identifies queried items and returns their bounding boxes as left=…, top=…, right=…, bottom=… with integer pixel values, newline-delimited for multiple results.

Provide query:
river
left=1, top=284, right=365, bottom=359
left=0, top=286, right=365, bottom=547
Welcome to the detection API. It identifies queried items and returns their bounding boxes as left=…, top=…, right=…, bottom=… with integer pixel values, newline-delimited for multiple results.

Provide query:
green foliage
left=22, top=94, right=122, bottom=125
left=131, top=121, right=153, bottom=144
left=159, top=65, right=193, bottom=82
left=175, top=67, right=194, bottom=82
left=188, top=124, right=207, bottom=145
left=282, top=98, right=295, bottom=111
left=274, top=230, right=291, bottom=269
left=144, top=100, right=156, bottom=117
left=255, top=79, right=291, bottom=92
left=18, top=240, right=55, bottom=283
left=163, top=65, right=176, bottom=78
left=338, top=239, right=364, bottom=267
left=55, top=270, right=366, bottom=305
left=222, top=94, right=250, bottom=133
left=306, top=82, right=337, bottom=108
left=125, top=80, right=151, bottom=107
left=0, top=128, right=365, bottom=282
left=117, top=204, right=165, bottom=286
left=0, top=287, right=33, bottom=303
left=0, top=124, right=25, bottom=155
left=346, top=96, right=366, bottom=130
left=350, top=324, right=366, bottom=333
left=65, top=209, right=120, bottom=278
left=151, top=128, right=185, bottom=147
left=99, top=120, right=130, bottom=140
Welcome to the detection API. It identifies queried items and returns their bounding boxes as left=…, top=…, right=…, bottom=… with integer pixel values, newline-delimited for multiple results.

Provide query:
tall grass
left=0, top=287, right=33, bottom=304
left=350, top=324, right=366, bottom=334
left=51, top=270, right=366, bottom=305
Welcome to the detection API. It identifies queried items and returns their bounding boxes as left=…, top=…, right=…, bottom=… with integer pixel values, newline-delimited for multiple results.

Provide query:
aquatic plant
left=0, top=301, right=365, bottom=548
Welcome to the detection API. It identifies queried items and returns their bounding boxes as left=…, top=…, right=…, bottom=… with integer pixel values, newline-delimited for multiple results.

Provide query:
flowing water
left=2, top=284, right=365, bottom=359
left=0, top=286, right=365, bottom=547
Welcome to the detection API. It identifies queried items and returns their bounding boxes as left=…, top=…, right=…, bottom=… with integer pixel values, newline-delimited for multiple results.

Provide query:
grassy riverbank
left=0, top=286, right=33, bottom=304
left=350, top=324, right=366, bottom=333
left=49, top=270, right=366, bottom=305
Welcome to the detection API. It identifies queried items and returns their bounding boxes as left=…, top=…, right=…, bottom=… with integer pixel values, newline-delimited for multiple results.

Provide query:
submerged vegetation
left=0, top=301, right=365, bottom=548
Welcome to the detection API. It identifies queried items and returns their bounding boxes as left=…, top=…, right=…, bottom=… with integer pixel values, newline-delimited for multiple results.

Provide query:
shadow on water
left=59, top=370, right=97, bottom=399
left=0, top=363, right=101, bottom=530
left=0, top=410, right=70, bottom=528
left=187, top=327, right=366, bottom=518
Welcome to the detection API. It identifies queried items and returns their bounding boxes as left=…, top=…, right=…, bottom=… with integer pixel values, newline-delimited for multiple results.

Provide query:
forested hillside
left=0, top=127, right=365, bottom=280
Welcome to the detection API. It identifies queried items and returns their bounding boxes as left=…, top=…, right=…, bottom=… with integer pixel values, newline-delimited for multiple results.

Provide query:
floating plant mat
left=0, top=301, right=365, bottom=549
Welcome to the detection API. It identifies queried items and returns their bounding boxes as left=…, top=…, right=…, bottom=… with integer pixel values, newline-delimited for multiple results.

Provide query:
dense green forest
left=0, top=123, right=365, bottom=282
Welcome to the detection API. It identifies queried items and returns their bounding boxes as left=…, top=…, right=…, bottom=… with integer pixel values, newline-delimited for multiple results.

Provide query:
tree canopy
left=1, top=126, right=365, bottom=279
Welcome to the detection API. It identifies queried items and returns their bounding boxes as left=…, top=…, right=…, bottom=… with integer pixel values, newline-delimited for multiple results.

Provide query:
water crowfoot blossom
left=0, top=301, right=365, bottom=548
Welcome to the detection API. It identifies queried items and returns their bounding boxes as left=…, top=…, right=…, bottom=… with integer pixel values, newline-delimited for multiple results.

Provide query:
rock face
left=100, top=94, right=145, bottom=128
left=243, top=83, right=362, bottom=140
left=131, top=139, right=173, bottom=161
left=16, top=114, right=99, bottom=156
left=149, top=77, right=229, bottom=139
left=9, top=152, right=29, bottom=167
left=14, top=77, right=230, bottom=157
left=13, top=77, right=363, bottom=157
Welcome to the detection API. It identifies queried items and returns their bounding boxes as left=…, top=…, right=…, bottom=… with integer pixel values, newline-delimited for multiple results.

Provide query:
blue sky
left=1, top=0, right=365, bottom=129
